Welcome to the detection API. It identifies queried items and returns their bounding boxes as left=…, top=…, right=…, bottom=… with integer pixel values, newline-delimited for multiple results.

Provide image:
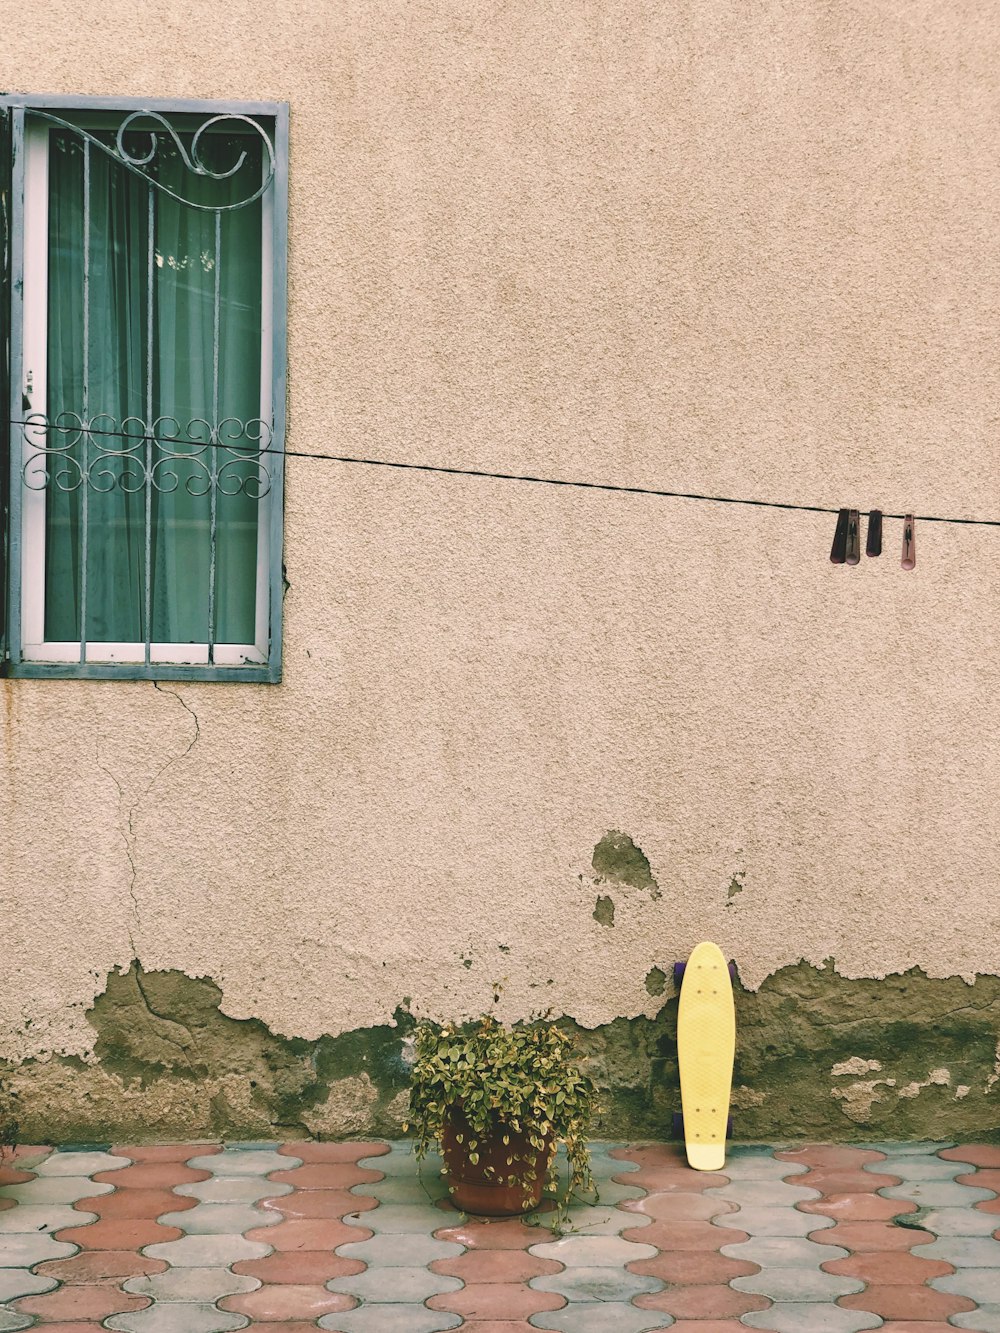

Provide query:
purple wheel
left=671, top=1111, right=684, bottom=1138
left=673, top=962, right=686, bottom=986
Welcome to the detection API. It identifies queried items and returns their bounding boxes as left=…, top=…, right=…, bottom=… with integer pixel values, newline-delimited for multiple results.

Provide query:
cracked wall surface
left=3, top=1, right=1000, bottom=1139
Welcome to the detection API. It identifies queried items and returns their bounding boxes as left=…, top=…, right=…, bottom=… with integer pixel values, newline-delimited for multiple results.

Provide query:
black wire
left=8, top=417, right=1000, bottom=528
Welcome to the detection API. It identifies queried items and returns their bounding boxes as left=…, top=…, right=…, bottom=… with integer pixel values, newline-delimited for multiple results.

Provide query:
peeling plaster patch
left=832, top=1057, right=884, bottom=1077
left=725, top=867, right=747, bottom=906
left=832, top=1078, right=897, bottom=1123
left=644, top=967, right=666, bottom=997
left=732, top=1084, right=766, bottom=1109
left=592, top=831, right=661, bottom=899
left=898, top=1068, right=952, bottom=1099
left=956, top=1086, right=971, bottom=1099
left=593, top=895, right=615, bottom=927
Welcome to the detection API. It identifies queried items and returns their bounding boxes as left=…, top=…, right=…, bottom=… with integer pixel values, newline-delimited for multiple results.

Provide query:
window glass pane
left=42, top=121, right=264, bottom=650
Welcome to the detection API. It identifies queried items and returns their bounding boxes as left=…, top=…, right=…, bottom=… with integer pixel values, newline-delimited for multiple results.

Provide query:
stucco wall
left=2, top=0, right=1000, bottom=1138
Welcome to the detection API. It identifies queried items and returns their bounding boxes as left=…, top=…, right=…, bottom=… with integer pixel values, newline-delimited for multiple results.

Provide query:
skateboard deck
left=676, top=940, right=735, bottom=1171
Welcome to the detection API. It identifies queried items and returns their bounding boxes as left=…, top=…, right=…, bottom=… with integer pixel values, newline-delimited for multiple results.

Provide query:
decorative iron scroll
left=26, top=109, right=275, bottom=212
left=19, top=413, right=273, bottom=498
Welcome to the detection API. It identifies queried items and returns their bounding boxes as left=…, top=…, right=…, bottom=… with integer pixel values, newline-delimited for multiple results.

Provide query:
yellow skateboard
left=675, top=941, right=736, bottom=1171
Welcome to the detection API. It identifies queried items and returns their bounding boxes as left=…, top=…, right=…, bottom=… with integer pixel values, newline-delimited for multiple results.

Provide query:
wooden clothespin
left=830, top=509, right=849, bottom=564
left=901, top=514, right=916, bottom=570
left=845, top=510, right=861, bottom=565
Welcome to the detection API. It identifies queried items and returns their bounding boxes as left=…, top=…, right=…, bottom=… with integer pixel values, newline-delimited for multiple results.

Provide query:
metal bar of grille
left=79, top=137, right=90, bottom=662
left=208, top=208, right=220, bottom=663
left=144, top=183, right=153, bottom=665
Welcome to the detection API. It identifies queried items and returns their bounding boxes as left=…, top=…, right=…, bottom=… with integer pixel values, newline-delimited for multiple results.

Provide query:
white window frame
left=4, top=95, right=287, bottom=683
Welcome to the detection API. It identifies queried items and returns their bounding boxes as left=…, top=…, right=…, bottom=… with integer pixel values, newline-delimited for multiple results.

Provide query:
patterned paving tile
left=219, top=1284, right=356, bottom=1319
left=143, top=1233, right=273, bottom=1266
left=0, top=1202, right=95, bottom=1232
left=730, top=1266, right=864, bottom=1300
left=741, top=1304, right=882, bottom=1331
left=529, top=1264, right=662, bottom=1301
left=174, top=1176, right=293, bottom=1203
left=329, top=1264, right=462, bottom=1302
left=34, top=1151, right=131, bottom=1177
left=713, top=1205, right=834, bottom=1236
left=0, top=1312, right=32, bottom=1332
left=186, top=1150, right=300, bottom=1176
left=721, top=1235, right=847, bottom=1267
left=0, top=1175, right=114, bottom=1204
left=0, top=1233, right=77, bottom=1266
left=123, top=1266, right=261, bottom=1301
left=106, top=1306, right=250, bottom=1332
left=0, top=1267, right=57, bottom=1300
left=951, top=1309, right=1000, bottom=1331
left=157, top=1202, right=281, bottom=1234
left=528, top=1234, right=657, bottom=1265
left=528, top=1304, right=671, bottom=1331
left=318, top=1309, right=461, bottom=1332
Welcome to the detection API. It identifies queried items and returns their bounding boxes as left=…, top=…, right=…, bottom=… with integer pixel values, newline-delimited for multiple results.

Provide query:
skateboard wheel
left=673, top=962, right=686, bottom=986
left=727, top=1115, right=734, bottom=1136
left=672, top=1111, right=684, bottom=1138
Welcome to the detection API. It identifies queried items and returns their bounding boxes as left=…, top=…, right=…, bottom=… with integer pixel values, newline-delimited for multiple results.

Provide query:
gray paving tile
left=921, top=1235, right=1000, bottom=1266
left=0, top=1233, right=77, bottom=1266
left=550, top=1204, right=649, bottom=1236
left=173, top=1176, right=292, bottom=1203
left=358, top=1145, right=435, bottom=1176
left=158, top=1202, right=279, bottom=1234
left=715, top=1153, right=807, bottom=1180
left=318, top=1309, right=461, bottom=1332
left=0, top=1176, right=113, bottom=1204
left=33, top=1150, right=130, bottom=1176
left=932, top=1270, right=1000, bottom=1304
left=529, top=1305, right=671, bottom=1332
left=186, top=1149, right=298, bottom=1175
left=106, top=1306, right=249, bottom=1332
left=344, top=1203, right=448, bottom=1234
left=530, top=1265, right=662, bottom=1301
left=143, top=1233, right=272, bottom=1266
left=720, top=1235, right=848, bottom=1266
left=529, top=1234, right=657, bottom=1265
left=0, top=1268, right=57, bottom=1300
left=328, top=1265, right=462, bottom=1302
left=860, top=1141, right=953, bottom=1156
left=336, top=1231, right=463, bottom=1266
left=713, top=1205, right=834, bottom=1236
left=951, top=1308, right=1000, bottom=1332
left=875, top=1156, right=967, bottom=1180
left=741, top=1304, right=881, bottom=1332
left=0, top=1311, right=32, bottom=1332
left=883, top=1181, right=995, bottom=1207
left=917, top=1207, right=1000, bottom=1236
left=123, top=1266, right=261, bottom=1301
left=581, top=1177, right=644, bottom=1205
left=355, top=1173, right=449, bottom=1204
left=0, top=1203, right=95, bottom=1232
left=731, top=1267, right=864, bottom=1301
left=707, top=1180, right=817, bottom=1207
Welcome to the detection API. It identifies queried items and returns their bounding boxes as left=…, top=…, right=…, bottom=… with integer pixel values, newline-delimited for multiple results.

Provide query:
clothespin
left=830, top=509, right=849, bottom=564
left=845, top=510, right=861, bottom=565
left=866, top=510, right=882, bottom=557
left=901, top=514, right=916, bottom=570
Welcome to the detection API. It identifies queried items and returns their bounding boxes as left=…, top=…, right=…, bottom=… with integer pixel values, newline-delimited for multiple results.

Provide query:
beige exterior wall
left=2, top=1, right=1000, bottom=1132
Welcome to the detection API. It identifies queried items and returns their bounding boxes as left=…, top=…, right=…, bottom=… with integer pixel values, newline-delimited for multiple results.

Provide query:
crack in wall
left=95, top=682, right=201, bottom=962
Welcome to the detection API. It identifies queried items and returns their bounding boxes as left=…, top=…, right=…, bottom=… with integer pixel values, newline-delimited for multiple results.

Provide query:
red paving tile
left=278, top=1141, right=389, bottom=1162
left=799, top=1192, right=917, bottom=1220
left=428, top=1283, right=566, bottom=1319
left=977, top=1196, right=1000, bottom=1213
left=0, top=1165, right=34, bottom=1186
left=621, top=1191, right=734, bottom=1220
left=430, top=1249, right=562, bottom=1282
left=628, top=1250, right=758, bottom=1283
left=623, top=1219, right=748, bottom=1250
left=823, top=1249, right=955, bottom=1283
left=14, top=1285, right=151, bottom=1320
left=54, top=1217, right=183, bottom=1249
left=75, top=1187, right=196, bottom=1218
left=35, top=1251, right=168, bottom=1283
left=777, top=1146, right=888, bottom=1169
left=813, top=1221, right=936, bottom=1251
left=246, top=1217, right=365, bottom=1249
left=839, top=1286, right=977, bottom=1320
left=233, top=1251, right=365, bottom=1284
left=434, top=1217, right=552, bottom=1249
left=219, top=1284, right=356, bottom=1318
left=635, top=1285, right=770, bottom=1318
left=0, top=1197, right=15, bottom=1210
left=91, top=1162, right=209, bottom=1189
left=955, top=1167, right=1000, bottom=1194
left=110, top=1143, right=219, bottom=1160
left=941, top=1145, right=1000, bottom=1168
left=268, top=1162, right=385, bottom=1189
left=793, top=1168, right=901, bottom=1193
left=262, top=1187, right=379, bottom=1218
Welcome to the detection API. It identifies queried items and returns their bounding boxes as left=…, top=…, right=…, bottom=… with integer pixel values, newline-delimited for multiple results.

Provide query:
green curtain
left=44, top=125, right=263, bottom=649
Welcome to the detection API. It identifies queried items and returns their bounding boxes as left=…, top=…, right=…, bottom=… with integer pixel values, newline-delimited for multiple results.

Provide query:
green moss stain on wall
left=5, top=961, right=1000, bottom=1143
left=592, top=831, right=661, bottom=898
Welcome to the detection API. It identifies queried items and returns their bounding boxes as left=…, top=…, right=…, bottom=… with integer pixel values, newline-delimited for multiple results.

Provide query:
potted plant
left=404, top=991, right=597, bottom=1219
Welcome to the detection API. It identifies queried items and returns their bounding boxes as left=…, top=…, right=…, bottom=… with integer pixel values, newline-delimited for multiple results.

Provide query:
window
left=0, top=96, right=287, bottom=681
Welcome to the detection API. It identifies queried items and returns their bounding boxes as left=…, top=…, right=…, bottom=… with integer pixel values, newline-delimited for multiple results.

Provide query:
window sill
left=5, top=660, right=280, bottom=683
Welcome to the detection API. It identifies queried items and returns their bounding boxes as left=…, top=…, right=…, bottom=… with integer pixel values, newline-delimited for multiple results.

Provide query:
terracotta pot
left=440, top=1107, right=553, bottom=1216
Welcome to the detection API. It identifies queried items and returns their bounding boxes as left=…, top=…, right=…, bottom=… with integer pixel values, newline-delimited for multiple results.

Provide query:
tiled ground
left=1, top=1141, right=999, bottom=1330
